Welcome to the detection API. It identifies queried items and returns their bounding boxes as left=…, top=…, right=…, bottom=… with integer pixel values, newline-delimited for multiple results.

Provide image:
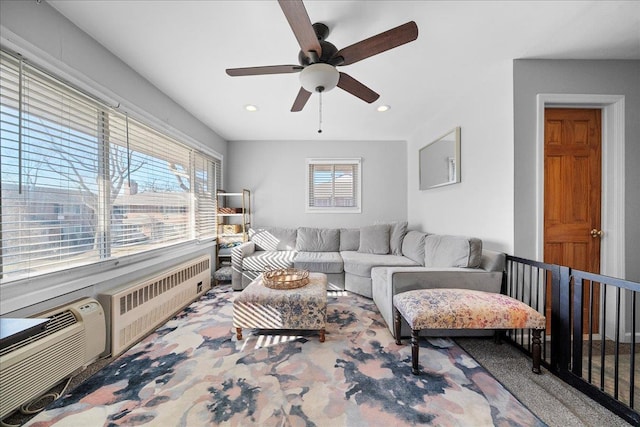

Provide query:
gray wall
left=226, top=140, right=407, bottom=228
left=514, top=59, right=640, bottom=281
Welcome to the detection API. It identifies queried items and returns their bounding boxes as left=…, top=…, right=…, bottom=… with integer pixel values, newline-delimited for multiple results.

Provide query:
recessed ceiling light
left=244, top=104, right=258, bottom=112
left=377, top=105, right=390, bottom=112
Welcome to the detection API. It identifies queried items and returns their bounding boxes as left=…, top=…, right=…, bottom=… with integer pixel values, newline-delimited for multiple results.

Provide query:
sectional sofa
left=230, top=223, right=505, bottom=336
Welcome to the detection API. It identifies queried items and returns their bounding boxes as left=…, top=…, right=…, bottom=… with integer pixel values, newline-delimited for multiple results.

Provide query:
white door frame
left=535, top=94, right=627, bottom=341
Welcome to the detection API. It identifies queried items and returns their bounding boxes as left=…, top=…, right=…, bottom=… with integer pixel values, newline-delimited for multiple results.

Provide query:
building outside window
left=0, top=50, right=220, bottom=283
left=306, top=158, right=361, bottom=213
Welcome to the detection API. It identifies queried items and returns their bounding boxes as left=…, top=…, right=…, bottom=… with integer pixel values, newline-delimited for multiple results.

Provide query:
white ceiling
left=48, top=1, right=640, bottom=142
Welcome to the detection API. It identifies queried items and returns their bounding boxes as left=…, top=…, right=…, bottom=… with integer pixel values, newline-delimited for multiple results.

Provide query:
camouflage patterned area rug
left=26, top=285, right=546, bottom=426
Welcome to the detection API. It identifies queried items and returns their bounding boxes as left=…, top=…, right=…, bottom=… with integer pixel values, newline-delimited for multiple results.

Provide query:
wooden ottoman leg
left=319, top=328, right=325, bottom=343
left=236, top=327, right=243, bottom=341
left=394, top=307, right=402, bottom=345
left=411, top=329, right=420, bottom=375
left=532, top=329, right=542, bottom=374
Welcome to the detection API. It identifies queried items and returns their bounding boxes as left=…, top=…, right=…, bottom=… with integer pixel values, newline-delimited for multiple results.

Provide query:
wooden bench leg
left=532, top=329, right=542, bottom=374
left=411, top=329, right=420, bottom=375
left=236, top=327, right=243, bottom=341
left=319, top=328, right=325, bottom=343
left=394, top=307, right=402, bottom=345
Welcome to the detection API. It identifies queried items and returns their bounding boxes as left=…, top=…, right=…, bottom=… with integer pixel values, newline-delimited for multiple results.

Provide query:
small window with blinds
left=0, top=50, right=221, bottom=283
left=306, top=158, right=361, bottom=213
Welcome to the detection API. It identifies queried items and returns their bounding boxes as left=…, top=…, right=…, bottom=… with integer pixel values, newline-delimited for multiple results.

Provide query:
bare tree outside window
left=1, top=50, right=216, bottom=282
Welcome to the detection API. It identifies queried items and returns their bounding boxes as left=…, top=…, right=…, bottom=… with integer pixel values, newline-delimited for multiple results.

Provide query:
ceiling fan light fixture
left=299, top=63, right=339, bottom=93
left=244, top=104, right=258, bottom=112
left=377, top=105, right=390, bottom=112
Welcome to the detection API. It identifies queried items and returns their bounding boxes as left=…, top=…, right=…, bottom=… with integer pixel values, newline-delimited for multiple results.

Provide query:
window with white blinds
left=306, top=158, right=361, bottom=213
left=0, top=50, right=220, bottom=283
left=193, top=152, right=217, bottom=238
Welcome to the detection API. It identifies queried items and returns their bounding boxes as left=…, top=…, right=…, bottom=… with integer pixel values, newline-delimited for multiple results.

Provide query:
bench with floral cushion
left=393, top=288, right=546, bottom=375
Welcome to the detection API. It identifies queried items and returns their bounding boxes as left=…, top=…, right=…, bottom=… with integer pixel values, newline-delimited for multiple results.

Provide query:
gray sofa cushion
left=339, top=228, right=360, bottom=251
left=294, top=251, right=343, bottom=274
left=401, top=231, right=428, bottom=265
left=341, top=251, right=419, bottom=277
left=242, top=250, right=297, bottom=271
left=481, top=249, right=506, bottom=272
left=249, top=227, right=297, bottom=251
left=389, top=221, right=408, bottom=255
left=296, top=227, right=340, bottom=252
left=424, top=235, right=483, bottom=268
left=358, top=224, right=390, bottom=254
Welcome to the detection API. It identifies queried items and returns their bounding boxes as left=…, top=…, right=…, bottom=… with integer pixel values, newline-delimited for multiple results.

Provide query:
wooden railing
left=504, top=255, right=639, bottom=425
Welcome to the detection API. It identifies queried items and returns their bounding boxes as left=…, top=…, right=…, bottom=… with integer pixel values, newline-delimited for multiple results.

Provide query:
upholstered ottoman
left=393, top=288, right=546, bottom=375
left=233, top=272, right=328, bottom=342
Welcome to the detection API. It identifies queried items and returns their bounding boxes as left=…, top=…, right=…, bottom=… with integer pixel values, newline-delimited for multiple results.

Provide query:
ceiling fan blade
left=226, top=65, right=303, bottom=77
left=278, top=0, right=322, bottom=60
left=332, top=21, right=418, bottom=66
left=337, top=72, right=379, bottom=103
left=291, top=87, right=312, bottom=112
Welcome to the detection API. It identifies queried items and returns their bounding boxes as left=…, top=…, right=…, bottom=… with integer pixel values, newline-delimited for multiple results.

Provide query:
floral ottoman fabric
left=233, top=272, right=327, bottom=331
left=394, top=288, right=546, bottom=331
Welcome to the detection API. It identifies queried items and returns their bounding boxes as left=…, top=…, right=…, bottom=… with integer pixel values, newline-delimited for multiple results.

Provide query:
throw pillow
left=249, top=227, right=297, bottom=251
left=358, top=224, right=390, bottom=254
left=339, top=228, right=360, bottom=251
left=296, top=227, right=340, bottom=252
left=401, top=230, right=427, bottom=265
left=389, top=221, right=408, bottom=255
left=424, top=235, right=483, bottom=268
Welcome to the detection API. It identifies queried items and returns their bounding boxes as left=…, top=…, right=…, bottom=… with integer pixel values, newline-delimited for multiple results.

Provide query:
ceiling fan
left=226, top=0, right=419, bottom=113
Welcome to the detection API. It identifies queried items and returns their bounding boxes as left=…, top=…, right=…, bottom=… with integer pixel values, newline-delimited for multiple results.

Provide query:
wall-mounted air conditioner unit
left=0, top=298, right=106, bottom=419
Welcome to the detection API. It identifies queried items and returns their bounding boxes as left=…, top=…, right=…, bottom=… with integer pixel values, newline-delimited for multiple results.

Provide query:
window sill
left=305, top=208, right=362, bottom=214
left=0, top=240, right=216, bottom=316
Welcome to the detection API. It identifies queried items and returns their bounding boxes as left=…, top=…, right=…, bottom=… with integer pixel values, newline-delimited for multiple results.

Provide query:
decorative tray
left=262, top=267, right=310, bottom=290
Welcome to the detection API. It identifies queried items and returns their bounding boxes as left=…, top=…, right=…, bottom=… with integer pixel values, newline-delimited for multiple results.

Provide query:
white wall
left=0, top=0, right=227, bottom=158
left=407, top=61, right=514, bottom=253
left=227, top=140, right=407, bottom=228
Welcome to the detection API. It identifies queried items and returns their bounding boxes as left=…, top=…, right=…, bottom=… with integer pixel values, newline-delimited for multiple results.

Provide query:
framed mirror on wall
left=419, top=126, right=461, bottom=190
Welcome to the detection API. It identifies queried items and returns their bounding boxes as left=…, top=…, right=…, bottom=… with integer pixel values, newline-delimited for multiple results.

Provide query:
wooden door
left=544, top=108, right=602, bottom=333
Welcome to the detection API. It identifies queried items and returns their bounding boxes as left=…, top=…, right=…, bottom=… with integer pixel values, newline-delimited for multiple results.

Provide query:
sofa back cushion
left=424, top=235, right=483, bottom=268
left=296, top=227, right=340, bottom=252
left=339, top=228, right=360, bottom=251
left=389, top=221, right=408, bottom=255
left=249, top=227, right=297, bottom=251
left=401, top=231, right=427, bottom=265
left=358, top=224, right=390, bottom=254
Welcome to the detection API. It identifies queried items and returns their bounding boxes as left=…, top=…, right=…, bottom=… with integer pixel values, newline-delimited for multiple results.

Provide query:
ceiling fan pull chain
left=318, top=89, right=323, bottom=133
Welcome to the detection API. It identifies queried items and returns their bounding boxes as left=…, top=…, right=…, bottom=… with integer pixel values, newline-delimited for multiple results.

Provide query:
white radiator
left=0, top=298, right=106, bottom=419
left=99, top=255, right=211, bottom=357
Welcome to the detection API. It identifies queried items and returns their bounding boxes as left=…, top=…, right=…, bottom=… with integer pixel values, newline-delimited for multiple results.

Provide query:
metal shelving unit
left=216, top=189, right=251, bottom=270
